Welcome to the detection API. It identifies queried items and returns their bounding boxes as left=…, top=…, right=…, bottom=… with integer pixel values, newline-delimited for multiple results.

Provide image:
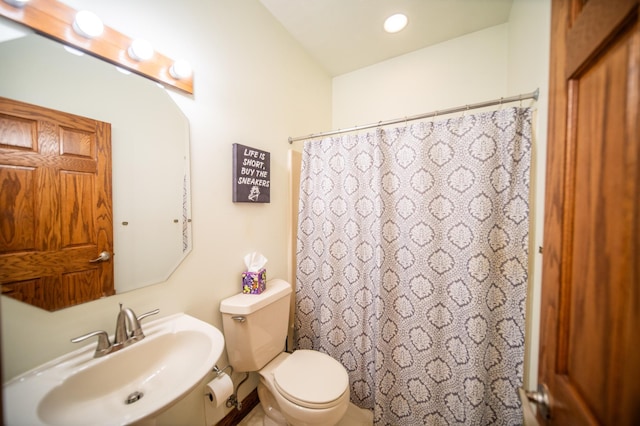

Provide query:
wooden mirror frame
left=0, top=0, right=193, bottom=94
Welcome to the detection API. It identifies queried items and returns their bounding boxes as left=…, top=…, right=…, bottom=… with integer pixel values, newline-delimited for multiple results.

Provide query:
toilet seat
left=273, top=350, right=349, bottom=409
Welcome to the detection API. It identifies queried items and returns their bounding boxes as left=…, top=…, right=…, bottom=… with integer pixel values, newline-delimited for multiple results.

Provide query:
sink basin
left=3, top=313, right=225, bottom=426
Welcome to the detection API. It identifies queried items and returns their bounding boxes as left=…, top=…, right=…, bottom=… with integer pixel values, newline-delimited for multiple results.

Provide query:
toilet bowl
left=258, top=351, right=350, bottom=426
left=220, top=279, right=352, bottom=426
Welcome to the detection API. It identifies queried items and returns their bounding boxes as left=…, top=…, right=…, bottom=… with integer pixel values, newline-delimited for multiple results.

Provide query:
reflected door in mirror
left=0, top=32, right=193, bottom=298
left=0, top=97, right=114, bottom=311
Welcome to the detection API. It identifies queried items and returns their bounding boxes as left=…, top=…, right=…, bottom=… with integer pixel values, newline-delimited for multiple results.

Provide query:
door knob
left=89, top=251, right=111, bottom=263
left=519, top=383, right=552, bottom=425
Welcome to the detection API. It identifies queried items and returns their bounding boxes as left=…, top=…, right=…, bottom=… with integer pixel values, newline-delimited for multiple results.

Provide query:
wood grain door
left=0, top=96, right=114, bottom=311
left=538, top=0, right=640, bottom=424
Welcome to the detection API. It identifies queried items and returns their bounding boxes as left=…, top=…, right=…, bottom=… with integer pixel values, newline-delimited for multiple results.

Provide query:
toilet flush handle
left=231, top=316, right=246, bottom=323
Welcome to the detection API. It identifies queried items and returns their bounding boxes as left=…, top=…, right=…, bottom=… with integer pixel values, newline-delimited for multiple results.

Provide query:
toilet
left=220, top=279, right=356, bottom=426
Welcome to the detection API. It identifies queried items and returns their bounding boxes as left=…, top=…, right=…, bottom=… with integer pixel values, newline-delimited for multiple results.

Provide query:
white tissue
left=205, top=373, right=234, bottom=407
left=244, top=252, right=267, bottom=272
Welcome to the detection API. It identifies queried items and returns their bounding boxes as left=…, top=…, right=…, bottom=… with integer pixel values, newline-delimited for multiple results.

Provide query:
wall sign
left=232, top=143, right=270, bottom=203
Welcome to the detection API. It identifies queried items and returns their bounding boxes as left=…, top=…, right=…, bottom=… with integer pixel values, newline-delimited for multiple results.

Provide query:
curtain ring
left=499, top=97, right=504, bottom=109
left=463, top=105, right=469, bottom=117
left=519, top=94, right=523, bottom=108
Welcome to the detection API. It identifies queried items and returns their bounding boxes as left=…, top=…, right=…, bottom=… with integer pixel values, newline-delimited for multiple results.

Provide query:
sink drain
left=125, top=391, right=144, bottom=405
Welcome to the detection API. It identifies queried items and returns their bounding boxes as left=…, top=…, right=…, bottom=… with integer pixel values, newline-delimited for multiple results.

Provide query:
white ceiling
left=259, top=0, right=514, bottom=76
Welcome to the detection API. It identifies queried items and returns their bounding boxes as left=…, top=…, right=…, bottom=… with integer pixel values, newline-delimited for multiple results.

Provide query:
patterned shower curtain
left=295, top=107, right=532, bottom=425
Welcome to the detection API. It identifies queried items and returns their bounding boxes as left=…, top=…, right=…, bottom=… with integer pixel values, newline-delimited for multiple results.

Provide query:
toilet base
left=257, top=352, right=350, bottom=426
left=257, top=381, right=288, bottom=425
left=256, top=401, right=372, bottom=426
left=262, top=416, right=281, bottom=426
left=258, top=373, right=371, bottom=426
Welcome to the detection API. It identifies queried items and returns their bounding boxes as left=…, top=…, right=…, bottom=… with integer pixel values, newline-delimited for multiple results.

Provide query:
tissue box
left=242, top=269, right=266, bottom=294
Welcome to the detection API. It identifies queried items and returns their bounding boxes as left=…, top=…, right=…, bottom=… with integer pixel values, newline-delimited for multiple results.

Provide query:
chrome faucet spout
left=116, top=305, right=159, bottom=345
left=114, top=304, right=142, bottom=345
left=123, top=307, right=144, bottom=342
left=72, top=305, right=159, bottom=358
left=114, top=304, right=129, bottom=346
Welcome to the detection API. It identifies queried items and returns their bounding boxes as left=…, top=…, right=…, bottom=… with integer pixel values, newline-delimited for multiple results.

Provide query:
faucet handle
left=128, top=308, right=159, bottom=341
left=137, top=308, right=159, bottom=322
left=71, top=330, right=112, bottom=358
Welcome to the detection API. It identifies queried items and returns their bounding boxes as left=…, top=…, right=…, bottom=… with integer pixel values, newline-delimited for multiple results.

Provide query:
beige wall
left=329, top=0, right=550, bottom=390
left=1, top=1, right=331, bottom=425
left=331, top=24, right=509, bottom=128
left=506, top=0, right=551, bottom=391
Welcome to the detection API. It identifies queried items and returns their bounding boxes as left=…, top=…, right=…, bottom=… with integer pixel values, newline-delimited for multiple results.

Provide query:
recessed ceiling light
left=384, top=13, right=408, bottom=34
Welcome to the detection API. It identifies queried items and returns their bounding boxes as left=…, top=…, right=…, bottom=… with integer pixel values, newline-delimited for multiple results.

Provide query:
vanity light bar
left=0, top=0, right=193, bottom=93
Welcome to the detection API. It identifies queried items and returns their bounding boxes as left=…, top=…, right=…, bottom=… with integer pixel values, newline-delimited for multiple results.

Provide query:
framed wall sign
left=232, top=143, right=270, bottom=203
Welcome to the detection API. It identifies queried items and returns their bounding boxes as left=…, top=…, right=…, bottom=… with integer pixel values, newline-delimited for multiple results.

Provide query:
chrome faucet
left=115, top=304, right=159, bottom=344
left=71, top=304, right=159, bottom=358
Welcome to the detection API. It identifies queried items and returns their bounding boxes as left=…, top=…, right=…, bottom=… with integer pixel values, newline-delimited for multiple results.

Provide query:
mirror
left=0, top=19, right=192, bottom=304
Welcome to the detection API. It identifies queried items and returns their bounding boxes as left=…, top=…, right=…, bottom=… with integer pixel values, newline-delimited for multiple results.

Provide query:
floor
left=236, top=404, right=265, bottom=426
left=238, top=403, right=373, bottom=426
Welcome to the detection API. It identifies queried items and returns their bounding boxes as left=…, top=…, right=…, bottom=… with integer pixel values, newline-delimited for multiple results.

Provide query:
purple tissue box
left=242, top=269, right=266, bottom=294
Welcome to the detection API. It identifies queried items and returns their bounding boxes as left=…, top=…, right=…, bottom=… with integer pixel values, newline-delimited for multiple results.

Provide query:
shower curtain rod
left=288, top=88, right=539, bottom=144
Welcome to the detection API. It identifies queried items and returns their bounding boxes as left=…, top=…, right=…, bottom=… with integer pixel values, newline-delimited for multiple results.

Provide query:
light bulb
left=128, top=39, right=154, bottom=61
left=3, top=0, right=30, bottom=7
left=169, top=60, right=192, bottom=80
left=63, top=46, right=84, bottom=56
left=72, top=10, right=104, bottom=38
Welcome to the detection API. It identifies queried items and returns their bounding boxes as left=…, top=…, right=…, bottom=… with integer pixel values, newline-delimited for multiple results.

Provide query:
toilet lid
left=274, top=350, right=349, bottom=409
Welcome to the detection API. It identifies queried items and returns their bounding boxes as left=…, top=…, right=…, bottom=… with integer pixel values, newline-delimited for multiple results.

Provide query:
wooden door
left=538, top=0, right=639, bottom=424
left=0, top=96, right=114, bottom=311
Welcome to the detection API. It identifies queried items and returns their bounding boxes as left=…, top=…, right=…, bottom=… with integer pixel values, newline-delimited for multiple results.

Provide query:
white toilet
left=220, top=279, right=362, bottom=426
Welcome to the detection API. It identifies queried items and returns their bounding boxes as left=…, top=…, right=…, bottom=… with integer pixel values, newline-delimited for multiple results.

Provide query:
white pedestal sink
left=3, top=313, right=225, bottom=426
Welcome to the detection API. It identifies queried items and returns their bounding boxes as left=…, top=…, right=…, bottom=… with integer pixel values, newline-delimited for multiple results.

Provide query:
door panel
left=60, top=171, right=96, bottom=247
left=0, top=165, right=36, bottom=252
left=0, top=96, right=114, bottom=311
left=565, top=20, right=637, bottom=424
left=541, top=0, right=640, bottom=424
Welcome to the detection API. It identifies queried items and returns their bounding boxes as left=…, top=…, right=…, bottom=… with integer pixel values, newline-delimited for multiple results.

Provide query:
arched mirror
left=0, top=18, right=192, bottom=308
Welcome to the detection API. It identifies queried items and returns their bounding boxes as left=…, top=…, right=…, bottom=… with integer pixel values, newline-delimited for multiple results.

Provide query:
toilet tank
left=220, top=279, right=292, bottom=372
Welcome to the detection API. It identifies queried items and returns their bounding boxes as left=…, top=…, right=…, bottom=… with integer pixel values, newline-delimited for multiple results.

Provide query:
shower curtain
left=295, top=107, right=532, bottom=425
